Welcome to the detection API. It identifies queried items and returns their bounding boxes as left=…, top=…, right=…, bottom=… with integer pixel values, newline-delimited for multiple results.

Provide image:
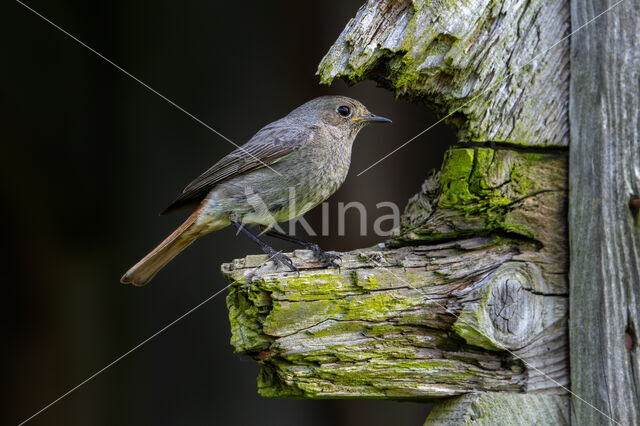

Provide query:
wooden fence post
left=569, top=1, right=640, bottom=424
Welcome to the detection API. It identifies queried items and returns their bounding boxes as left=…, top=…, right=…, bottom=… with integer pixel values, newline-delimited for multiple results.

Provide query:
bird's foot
left=305, top=243, right=341, bottom=270
left=264, top=247, right=298, bottom=273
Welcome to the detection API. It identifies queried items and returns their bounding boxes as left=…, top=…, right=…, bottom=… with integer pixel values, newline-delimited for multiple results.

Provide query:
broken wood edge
left=222, top=236, right=567, bottom=398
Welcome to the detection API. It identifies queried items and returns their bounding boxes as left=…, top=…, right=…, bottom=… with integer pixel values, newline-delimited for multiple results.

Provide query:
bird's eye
left=337, top=105, right=351, bottom=117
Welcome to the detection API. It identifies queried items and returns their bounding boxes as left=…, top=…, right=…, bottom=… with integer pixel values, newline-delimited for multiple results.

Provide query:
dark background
left=3, top=1, right=455, bottom=425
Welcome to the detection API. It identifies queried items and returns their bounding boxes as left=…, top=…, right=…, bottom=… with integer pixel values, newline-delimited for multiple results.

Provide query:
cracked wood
left=223, top=237, right=564, bottom=398
left=222, top=148, right=568, bottom=398
left=317, top=0, right=569, bottom=146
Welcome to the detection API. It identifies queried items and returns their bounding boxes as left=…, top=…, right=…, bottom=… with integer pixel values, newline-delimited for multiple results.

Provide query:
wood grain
left=222, top=150, right=568, bottom=398
left=425, top=393, right=570, bottom=425
left=569, top=0, right=640, bottom=424
left=317, top=0, right=569, bottom=146
left=223, top=240, right=565, bottom=398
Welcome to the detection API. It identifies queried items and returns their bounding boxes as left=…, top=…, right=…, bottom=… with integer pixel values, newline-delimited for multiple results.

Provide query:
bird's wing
left=160, top=123, right=313, bottom=215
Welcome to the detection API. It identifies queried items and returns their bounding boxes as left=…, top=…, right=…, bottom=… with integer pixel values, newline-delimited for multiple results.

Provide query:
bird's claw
left=308, top=244, right=342, bottom=271
left=265, top=248, right=298, bottom=273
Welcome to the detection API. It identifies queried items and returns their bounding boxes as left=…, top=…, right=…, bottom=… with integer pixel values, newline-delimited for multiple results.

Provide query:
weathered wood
left=318, top=0, right=569, bottom=146
left=424, top=393, right=570, bottom=425
left=569, top=0, right=640, bottom=424
left=224, top=244, right=561, bottom=398
left=223, top=150, right=568, bottom=398
left=395, top=147, right=568, bottom=294
left=225, top=243, right=526, bottom=398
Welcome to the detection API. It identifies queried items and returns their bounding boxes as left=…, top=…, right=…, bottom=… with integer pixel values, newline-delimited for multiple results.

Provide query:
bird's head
left=291, top=96, right=391, bottom=138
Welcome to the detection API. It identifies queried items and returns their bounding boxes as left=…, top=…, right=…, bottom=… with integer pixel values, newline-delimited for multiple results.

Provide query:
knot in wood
left=453, top=262, right=548, bottom=351
left=486, top=278, right=527, bottom=335
left=482, top=264, right=543, bottom=349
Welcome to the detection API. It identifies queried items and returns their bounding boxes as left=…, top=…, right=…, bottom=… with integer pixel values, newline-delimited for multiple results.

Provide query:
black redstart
left=121, top=96, right=391, bottom=286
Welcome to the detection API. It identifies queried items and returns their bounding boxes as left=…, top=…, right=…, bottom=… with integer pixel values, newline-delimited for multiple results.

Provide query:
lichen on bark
left=317, top=0, right=569, bottom=146
left=395, top=147, right=566, bottom=243
left=224, top=243, right=533, bottom=399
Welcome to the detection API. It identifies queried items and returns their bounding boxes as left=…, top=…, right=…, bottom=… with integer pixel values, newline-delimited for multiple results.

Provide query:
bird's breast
left=266, top=137, right=352, bottom=220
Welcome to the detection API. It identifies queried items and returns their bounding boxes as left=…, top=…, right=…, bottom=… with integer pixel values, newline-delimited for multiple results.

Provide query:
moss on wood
left=394, top=147, right=567, bottom=246
left=223, top=235, right=569, bottom=398
left=317, top=0, right=569, bottom=146
left=223, top=143, right=568, bottom=399
left=223, top=244, right=527, bottom=398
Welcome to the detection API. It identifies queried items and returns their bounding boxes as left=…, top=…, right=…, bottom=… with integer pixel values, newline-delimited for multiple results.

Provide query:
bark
left=569, top=0, right=640, bottom=424
left=223, top=0, right=571, bottom=421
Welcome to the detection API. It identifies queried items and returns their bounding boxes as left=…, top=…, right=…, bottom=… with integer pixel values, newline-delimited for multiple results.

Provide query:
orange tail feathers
left=121, top=209, right=221, bottom=286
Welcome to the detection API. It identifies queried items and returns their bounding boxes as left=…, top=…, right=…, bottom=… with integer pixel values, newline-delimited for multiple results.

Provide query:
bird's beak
left=352, top=114, right=392, bottom=124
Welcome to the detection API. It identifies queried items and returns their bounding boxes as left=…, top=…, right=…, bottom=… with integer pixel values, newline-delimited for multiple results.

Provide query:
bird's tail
left=120, top=208, right=219, bottom=286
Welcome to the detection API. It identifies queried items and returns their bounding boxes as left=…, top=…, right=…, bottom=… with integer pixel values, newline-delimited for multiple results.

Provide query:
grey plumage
left=121, top=96, right=391, bottom=286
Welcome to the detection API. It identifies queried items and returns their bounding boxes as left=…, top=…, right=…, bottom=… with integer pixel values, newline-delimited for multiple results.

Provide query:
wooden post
left=223, top=0, right=574, bottom=422
left=569, top=0, right=640, bottom=424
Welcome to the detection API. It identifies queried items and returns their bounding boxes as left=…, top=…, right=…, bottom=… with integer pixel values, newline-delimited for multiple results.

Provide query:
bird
left=120, top=96, right=391, bottom=286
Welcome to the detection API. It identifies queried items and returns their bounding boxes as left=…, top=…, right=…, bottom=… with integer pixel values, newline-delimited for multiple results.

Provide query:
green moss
left=353, top=273, right=379, bottom=290
left=259, top=272, right=352, bottom=301
left=226, top=287, right=273, bottom=354
left=451, top=276, right=503, bottom=351
left=363, top=324, right=404, bottom=334
left=226, top=266, right=524, bottom=399
left=394, top=147, right=553, bottom=245
left=264, top=292, right=416, bottom=336
left=257, top=363, right=306, bottom=398
left=440, top=149, right=521, bottom=226
left=257, top=356, right=519, bottom=399
left=304, top=320, right=367, bottom=337
left=452, top=311, right=501, bottom=352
